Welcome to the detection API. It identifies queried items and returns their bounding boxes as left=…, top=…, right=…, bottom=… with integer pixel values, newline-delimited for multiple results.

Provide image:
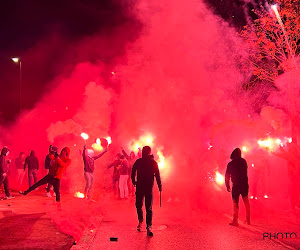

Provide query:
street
left=74, top=194, right=300, bottom=250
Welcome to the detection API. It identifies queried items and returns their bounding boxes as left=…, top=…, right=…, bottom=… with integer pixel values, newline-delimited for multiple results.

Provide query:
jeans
left=46, top=169, right=53, bottom=192
left=28, top=169, right=38, bottom=187
left=26, top=175, right=61, bottom=202
left=0, top=174, right=10, bottom=197
left=136, top=189, right=153, bottom=227
left=16, top=169, right=25, bottom=186
left=84, top=171, right=94, bottom=199
left=119, top=175, right=129, bottom=198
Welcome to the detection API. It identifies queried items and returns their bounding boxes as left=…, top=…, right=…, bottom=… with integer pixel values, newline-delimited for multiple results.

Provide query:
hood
left=230, top=148, right=241, bottom=160
left=142, top=146, right=151, bottom=158
left=1, top=147, right=9, bottom=156
left=62, top=147, right=70, bottom=157
left=30, top=150, right=35, bottom=156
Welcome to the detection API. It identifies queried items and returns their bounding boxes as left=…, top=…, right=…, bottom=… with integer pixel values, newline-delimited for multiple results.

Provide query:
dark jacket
left=225, top=148, right=248, bottom=189
left=45, top=153, right=55, bottom=170
left=131, top=155, right=162, bottom=193
left=83, top=148, right=107, bottom=173
left=0, top=147, right=10, bottom=174
left=24, top=151, right=39, bottom=170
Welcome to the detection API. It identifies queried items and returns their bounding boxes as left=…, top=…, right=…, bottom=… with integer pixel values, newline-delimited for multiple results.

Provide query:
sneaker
left=137, top=223, right=142, bottom=232
left=147, top=227, right=153, bottom=237
left=19, top=191, right=27, bottom=195
left=46, top=192, right=52, bottom=197
left=6, top=196, right=15, bottom=200
left=229, top=221, right=239, bottom=227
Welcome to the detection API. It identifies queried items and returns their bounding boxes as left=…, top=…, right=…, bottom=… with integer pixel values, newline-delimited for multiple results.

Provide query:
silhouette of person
left=131, top=146, right=162, bottom=236
left=225, top=148, right=250, bottom=226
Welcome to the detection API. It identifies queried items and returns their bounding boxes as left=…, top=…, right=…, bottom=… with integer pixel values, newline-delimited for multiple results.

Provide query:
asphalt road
left=75, top=196, right=300, bottom=250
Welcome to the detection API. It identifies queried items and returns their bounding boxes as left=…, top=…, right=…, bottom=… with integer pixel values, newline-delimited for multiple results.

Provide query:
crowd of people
left=0, top=143, right=162, bottom=236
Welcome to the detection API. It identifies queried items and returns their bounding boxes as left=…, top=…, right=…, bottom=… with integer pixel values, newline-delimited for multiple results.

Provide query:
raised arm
left=93, top=148, right=108, bottom=160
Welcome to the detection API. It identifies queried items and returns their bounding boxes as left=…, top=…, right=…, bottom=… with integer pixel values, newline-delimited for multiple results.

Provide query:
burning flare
left=75, top=192, right=85, bottom=199
left=215, top=171, right=225, bottom=185
left=81, top=132, right=89, bottom=140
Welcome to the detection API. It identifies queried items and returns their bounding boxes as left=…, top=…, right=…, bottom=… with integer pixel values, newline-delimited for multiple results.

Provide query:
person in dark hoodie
left=0, top=147, right=14, bottom=199
left=82, top=145, right=107, bottom=201
left=24, top=150, right=39, bottom=187
left=225, top=148, right=250, bottom=226
left=45, top=145, right=58, bottom=197
left=20, top=147, right=71, bottom=208
left=131, top=146, right=162, bottom=237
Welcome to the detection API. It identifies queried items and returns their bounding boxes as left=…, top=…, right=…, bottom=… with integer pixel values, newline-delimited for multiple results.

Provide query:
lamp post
left=12, top=57, right=22, bottom=114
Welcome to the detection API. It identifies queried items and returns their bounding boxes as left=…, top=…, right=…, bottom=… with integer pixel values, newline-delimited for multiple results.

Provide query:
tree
left=240, top=0, right=300, bottom=86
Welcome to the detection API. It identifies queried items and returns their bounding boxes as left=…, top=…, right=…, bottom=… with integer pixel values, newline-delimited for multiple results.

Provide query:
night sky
left=0, top=0, right=265, bottom=123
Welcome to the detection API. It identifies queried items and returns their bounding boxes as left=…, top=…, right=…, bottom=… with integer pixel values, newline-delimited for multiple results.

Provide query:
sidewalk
left=0, top=189, right=103, bottom=249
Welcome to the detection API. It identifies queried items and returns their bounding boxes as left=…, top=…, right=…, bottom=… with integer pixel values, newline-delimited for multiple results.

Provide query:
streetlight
left=12, top=57, right=22, bottom=114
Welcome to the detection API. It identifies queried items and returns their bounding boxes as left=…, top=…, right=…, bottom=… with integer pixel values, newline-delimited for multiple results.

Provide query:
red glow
left=81, top=133, right=89, bottom=140
left=75, top=192, right=85, bottom=199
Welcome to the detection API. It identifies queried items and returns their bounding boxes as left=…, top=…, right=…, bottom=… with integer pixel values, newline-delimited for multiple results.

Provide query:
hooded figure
left=131, top=146, right=162, bottom=236
left=0, top=147, right=13, bottom=198
left=225, top=148, right=250, bottom=226
left=24, top=150, right=39, bottom=187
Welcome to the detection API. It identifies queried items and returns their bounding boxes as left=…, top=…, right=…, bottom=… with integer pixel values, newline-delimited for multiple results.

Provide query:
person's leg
left=230, top=186, right=239, bottom=226
left=28, top=169, right=33, bottom=187
left=25, top=175, right=51, bottom=194
left=84, top=171, right=89, bottom=197
left=16, top=169, right=22, bottom=185
left=119, top=175, right=124, bottom=198
left=46, top=169, right=53, bottom=192
left=242, top=195, right=251, bottom=224
left=53, top=178, right=61, bottom=202
left=124, top=175, right=129, bottom=198
left=145, top=192, right=153, bottom=229
left=3, top=176, right=11, bottom=197
left=89, top=173, right=94, bottom=198
left=136, top=190, right=144, bottom=226
left=33, top=169, right=38, bottom=184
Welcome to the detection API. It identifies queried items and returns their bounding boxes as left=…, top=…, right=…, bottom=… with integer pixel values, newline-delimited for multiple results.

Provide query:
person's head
left=130, top=151, right=135, bottom=160
left=120, top=155, right=125, bottom=161
left=142, top=146, right=151, bottom=158
left=19, top=152, right=25, bottom=158
left=60, top=147, right=70, bottom=158
left=49, top=145, right=58, bottom=154
left=230, top=148, right=241, bottom=160
left=87, top=149, right=94, bottom=157
left=1, top=147, right=9, bottom=156
left=30, top=150, right=35, bottom=156
left=115, top=153, right=122, bottom=160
